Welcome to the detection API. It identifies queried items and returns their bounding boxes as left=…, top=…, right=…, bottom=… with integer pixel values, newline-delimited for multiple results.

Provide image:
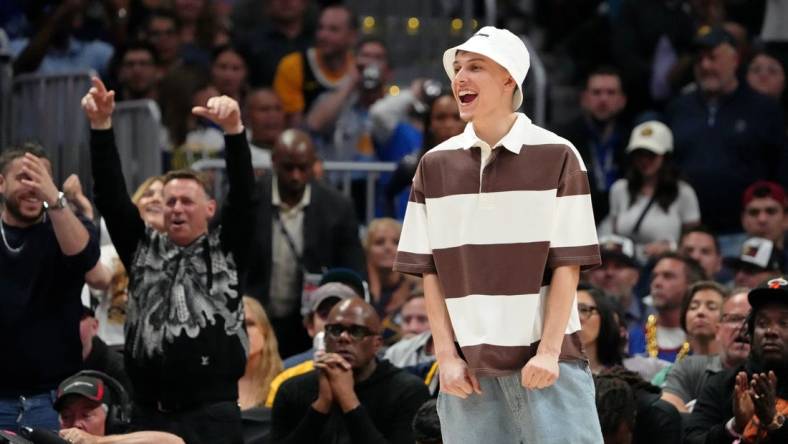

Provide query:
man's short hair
left=412, top=399, right=441, bottom=444
left=0, top=142, right=48, bottom=175
left=146, top=9, right=181, bottom=31
left=593, top=375, right=636, bottom=438
left=679, top=225, right=721, bottom=255
left=162, top=169, right=213, bottom=199
left=403, top=288, right=425, bottom=305
left=655, top=251, right=707, bottom=284
left=679, top=280, right=729, bottom=332
left=321, top=4, right=359, bottom=30
left=357, top=36, right=388, bottom=57
left=118, top=40, right=159, bottom=65
left=585, top=65, right=624, bottom=90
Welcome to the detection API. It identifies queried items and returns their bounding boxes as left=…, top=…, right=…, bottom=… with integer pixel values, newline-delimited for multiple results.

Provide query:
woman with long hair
left=365, top=218, right=418, bottom=318
left=95, top=176, right=165, bottom=347
left=131, top=175, right=165, bottom=231
left=385, top=90, right=464, bottom=218
left=607, top=121, right=700, bottom=262
left=577, top=285, right=624, bottom=373
left=210, top=45, right=248, bottom=103
left=238, top=296, right=283, bottom=410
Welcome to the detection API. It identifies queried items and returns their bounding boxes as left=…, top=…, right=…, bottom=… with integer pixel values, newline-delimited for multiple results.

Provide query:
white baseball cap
left=627, top=121, right=673, bottom=155
left=442, top=26, right=530, bottom=111
left=724, top=237, right=784, bottom=271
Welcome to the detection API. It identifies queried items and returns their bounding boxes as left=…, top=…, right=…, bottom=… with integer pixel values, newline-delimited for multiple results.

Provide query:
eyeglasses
left=324, top=323, right=376, bottom=341
left=578, top=303, right=599, bottom=319
left=720, top=313, right=748, bottom=325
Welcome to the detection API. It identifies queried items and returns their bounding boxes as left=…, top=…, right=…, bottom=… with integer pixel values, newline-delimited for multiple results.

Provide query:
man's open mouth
left=459, top=90, right=478, bottom=104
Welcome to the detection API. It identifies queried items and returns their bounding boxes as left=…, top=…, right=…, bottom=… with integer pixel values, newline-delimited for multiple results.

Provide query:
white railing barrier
left=191, top=159, right=397, bottom=224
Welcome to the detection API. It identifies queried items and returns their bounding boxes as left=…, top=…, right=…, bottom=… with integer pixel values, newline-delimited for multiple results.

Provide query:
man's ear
left=504, top=75, right=516, bottom=91
left=206, top=199, right=217, bottom=218
left=0, top=174, right=5, bottom=194
left=372, top=334, right=384, bottom=352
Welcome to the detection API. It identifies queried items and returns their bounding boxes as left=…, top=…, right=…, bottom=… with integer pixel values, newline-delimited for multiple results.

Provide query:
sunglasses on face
left=324, top=323, right=375, bottom=341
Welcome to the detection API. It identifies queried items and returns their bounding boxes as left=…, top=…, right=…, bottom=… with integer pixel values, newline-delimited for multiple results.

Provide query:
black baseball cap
left=724, top=237, right=784, bottom=272
left=748, top=276, right=788, bottom=310
left=54, top=374, right=111, bottom=411
left=598, top=235, right=639, bottom=269
left=694, top=25, right=736, bottom=49
left=319, top=268, right=365, bottom=298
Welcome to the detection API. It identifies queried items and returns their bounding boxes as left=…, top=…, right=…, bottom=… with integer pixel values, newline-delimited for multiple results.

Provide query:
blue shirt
left=666, top=85, right=787, bottom=233
left=10, top=36, right=113, bottom=76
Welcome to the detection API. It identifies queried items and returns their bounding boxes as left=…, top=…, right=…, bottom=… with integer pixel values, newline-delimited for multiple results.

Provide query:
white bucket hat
left=442, top=26, right=530, bottom=111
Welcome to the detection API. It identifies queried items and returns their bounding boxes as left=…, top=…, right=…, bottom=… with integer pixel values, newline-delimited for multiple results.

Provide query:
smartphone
left=313, top=331, right=326, bottom=359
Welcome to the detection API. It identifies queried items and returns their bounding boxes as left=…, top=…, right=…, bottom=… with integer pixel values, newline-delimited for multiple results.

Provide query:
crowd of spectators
left=2, top=1, right=788, bottom=444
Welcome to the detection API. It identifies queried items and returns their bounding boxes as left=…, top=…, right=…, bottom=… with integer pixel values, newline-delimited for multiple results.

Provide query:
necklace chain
left=0, top=213, right=24, bottom=254
left=646, top=314, right=690, bottom=361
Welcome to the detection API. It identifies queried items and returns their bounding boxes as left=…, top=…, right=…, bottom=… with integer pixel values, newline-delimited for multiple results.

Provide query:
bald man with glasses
left=270, top=298, right=429, bottom=443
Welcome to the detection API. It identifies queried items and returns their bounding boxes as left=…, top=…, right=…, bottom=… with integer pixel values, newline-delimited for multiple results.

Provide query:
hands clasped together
left=311, top=353, right=361, bottom=414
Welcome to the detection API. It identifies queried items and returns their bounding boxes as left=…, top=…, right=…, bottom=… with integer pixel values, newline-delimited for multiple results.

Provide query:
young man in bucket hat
left=394, top=27, right=603, bottom=442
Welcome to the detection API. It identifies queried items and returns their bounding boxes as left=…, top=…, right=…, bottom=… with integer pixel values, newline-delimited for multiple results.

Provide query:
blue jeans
left=0, top=391, right=59, bottom=433
left=437, top=361, right=603, bottom=443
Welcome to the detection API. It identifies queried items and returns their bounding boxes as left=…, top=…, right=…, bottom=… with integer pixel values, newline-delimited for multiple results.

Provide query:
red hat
left=741, top=181, right=786, bottom=209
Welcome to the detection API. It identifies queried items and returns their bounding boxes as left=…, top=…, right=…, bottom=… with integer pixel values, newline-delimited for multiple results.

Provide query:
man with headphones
left=53, top=371, right=183, bottom=444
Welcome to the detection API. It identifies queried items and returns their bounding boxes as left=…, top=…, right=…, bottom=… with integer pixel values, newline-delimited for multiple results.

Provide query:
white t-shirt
left=606, top=179, right=700, bottom=256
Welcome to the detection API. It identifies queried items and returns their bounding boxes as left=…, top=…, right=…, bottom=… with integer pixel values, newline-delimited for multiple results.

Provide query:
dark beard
left=4, top=198, right=42, bottom=225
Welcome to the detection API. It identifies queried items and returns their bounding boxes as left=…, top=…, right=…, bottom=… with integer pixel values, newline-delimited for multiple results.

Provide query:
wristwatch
left=43, top=191, right=67, bottom=211
left=766, top=414, right=785, bottom=431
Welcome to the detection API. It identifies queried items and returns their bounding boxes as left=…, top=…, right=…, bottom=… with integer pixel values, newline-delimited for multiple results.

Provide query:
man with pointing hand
left=82, top=77, right=257, bottom=444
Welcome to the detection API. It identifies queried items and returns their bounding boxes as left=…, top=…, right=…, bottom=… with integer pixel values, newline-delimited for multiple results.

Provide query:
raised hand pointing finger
left=191, top=95, right=243, bottom=134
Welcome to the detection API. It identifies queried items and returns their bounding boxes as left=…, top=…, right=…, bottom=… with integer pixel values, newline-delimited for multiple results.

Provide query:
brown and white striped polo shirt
left=393, top=113, right=601, bottom=377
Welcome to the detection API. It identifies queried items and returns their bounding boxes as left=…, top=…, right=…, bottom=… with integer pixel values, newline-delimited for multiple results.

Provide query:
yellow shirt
left=272, top=48, right=353, bottom=114
left=265, top=359, right=314, bottom=408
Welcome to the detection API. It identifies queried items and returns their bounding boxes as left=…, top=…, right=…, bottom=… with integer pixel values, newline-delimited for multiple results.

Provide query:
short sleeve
left=662, top=357, right=697, bottom=403
left=608, top=179, right=627, bottom=219
left=393, top=159, right=436, bottom=276
left=547, top=147, right=601, bottom=270
left=677, top=181, right=701, bottom=224
left=273, top=52, right=305, bottom=114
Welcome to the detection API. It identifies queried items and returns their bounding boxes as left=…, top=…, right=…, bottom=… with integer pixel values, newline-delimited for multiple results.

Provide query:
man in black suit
left=245, top=128, right=365, bottom=357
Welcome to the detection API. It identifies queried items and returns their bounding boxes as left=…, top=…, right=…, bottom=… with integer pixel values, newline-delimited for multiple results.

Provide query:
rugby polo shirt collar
left=458, top=113, right=531, bottom=155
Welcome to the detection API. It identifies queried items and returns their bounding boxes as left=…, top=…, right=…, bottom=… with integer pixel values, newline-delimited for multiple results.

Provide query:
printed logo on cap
left=640, top=127, right=653, bottom=137
left=767, top=277, right=788, bottom=289
left=743, top=244, right=760, bottom=258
